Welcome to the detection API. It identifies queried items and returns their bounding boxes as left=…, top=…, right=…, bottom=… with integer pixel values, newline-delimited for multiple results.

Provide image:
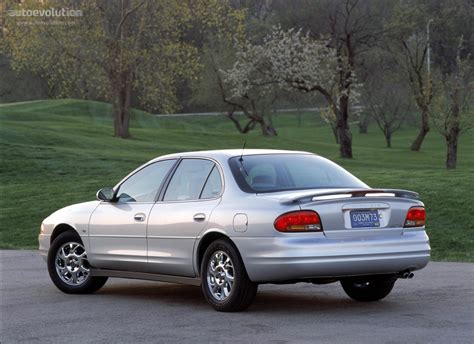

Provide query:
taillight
left=404, top=206, right=426, bottom=227
left=274, top=210, right=322, bottom=232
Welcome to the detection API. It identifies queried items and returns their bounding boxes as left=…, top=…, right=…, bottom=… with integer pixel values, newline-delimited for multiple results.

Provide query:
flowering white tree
left=227, top=26, right=361, bottom=157
left=218, top=71, right=279, bottom=136
left=219, top=49, right=279, bottom=136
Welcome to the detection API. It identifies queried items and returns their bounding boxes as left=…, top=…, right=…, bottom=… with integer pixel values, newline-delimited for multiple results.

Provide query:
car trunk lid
left=260, top=188, right=422, bottom=239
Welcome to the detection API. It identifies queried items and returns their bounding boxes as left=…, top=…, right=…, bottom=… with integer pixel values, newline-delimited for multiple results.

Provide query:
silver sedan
left=39, top=149, right=430, bottom=311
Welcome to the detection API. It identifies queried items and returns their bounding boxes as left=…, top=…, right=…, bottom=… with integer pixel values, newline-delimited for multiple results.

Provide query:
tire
left=48, top=231, right=108, bottom=294
left=341, top=276, right=396, bottom=302
left=201, top=239, right=258, bottom=312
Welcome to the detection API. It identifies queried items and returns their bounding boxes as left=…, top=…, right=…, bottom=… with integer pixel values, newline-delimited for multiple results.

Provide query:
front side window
left=229, top=154, right=368, bottom=193
left=116, top=159, right=176, bottom=202
left=164, top=159, right=217, bottom=201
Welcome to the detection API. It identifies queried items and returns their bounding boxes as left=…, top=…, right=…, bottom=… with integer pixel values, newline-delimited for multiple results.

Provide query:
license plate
left=350, top=210, right=380, bottom=228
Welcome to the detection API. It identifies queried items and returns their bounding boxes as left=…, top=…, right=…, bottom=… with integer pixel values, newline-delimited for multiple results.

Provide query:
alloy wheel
left=55, top=242, right=90, bottom=286
left=206, top=251, right=235, bottom=301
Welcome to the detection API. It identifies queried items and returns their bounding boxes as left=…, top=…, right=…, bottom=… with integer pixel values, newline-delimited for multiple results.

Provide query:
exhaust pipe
left=399, top=270, right=414, bottom=279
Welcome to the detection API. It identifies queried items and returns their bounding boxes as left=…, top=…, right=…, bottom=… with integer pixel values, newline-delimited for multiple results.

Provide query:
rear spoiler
left=279, top=189, right=420, bottom=205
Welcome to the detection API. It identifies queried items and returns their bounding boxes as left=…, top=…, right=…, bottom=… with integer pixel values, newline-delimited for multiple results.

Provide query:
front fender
left=39, top=201, right=100, bottom=256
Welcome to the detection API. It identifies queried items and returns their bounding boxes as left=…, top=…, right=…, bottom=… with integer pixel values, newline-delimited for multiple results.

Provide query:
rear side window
left=200, top=166, right=222, bottom=199
left=229, top=154, right=367, bottom=193
left=164, top=159, right=218, bottom=201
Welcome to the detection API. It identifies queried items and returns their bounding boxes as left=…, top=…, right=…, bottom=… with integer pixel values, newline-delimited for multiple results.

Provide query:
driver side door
left=87, top=159, right=177, bottom=271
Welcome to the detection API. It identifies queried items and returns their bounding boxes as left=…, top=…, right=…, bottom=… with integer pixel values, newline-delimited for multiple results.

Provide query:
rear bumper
left=233, top=229, right=430, bottom=282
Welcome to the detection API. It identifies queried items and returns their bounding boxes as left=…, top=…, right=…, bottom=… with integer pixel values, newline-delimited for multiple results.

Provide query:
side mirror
left=96, top=187, right=115, bottom=202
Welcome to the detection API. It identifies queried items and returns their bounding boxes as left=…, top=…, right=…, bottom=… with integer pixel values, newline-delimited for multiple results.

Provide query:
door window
left=116, top=159, right=176, bottom=203
left=164, top=159, right=216, bottom=201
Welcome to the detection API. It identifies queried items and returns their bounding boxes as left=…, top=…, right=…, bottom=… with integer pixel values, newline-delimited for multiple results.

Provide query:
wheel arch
left=50, top=223, right=81, bottom=244
left=195, top=230, right=243, bottom=276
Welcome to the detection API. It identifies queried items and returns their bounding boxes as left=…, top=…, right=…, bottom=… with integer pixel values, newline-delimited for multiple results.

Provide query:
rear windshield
left=228, top=154, right=367, bottom=193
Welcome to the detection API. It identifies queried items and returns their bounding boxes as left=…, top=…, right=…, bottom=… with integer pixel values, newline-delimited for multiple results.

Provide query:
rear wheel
left=48, top=231, right=108, bottom=294
left=341, top=276, right=396, bottom=302
left=201, top=239, right=258, bottom=312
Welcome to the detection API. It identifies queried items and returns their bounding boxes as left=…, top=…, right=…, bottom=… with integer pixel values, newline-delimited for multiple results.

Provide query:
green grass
left=0, top=99, right=473, bottom=261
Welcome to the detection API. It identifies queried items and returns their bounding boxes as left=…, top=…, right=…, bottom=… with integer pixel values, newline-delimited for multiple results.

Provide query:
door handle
left=193, top=213, right=206, bottom=221
left=134, top=213, right=146, bottom=222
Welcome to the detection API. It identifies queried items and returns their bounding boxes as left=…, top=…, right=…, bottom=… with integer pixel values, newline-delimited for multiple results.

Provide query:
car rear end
left=237, top=190, right=429, bottom=282
left=227, top=152, right=430, bottom=283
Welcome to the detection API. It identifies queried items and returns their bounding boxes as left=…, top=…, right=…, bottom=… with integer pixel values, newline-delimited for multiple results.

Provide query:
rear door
left=88, top=159, right=176, bottom=271
left=147, top=158, right=223, bottom=276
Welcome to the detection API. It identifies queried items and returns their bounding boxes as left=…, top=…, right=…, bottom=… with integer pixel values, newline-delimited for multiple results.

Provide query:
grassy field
left=0, top=99, right=472, bottom=261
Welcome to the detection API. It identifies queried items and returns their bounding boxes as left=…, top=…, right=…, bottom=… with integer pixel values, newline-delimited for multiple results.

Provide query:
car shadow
left=98, top=282, right=207, bottom=307
left=96, top=282, right=401, bottom=314
left=251, top=291, right=398, bottom=314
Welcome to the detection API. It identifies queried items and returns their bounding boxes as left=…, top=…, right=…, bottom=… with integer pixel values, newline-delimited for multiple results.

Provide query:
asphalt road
left=1, top=250, right=473, bottom=344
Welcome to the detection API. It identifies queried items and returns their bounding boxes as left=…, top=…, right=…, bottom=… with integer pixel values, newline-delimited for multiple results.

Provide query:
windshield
left=228, top=154, right=368, bottom=193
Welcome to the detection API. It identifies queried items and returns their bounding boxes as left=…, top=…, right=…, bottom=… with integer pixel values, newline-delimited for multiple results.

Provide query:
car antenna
left=239, top=141, right=249, bottom=176
left=239, top=140, right=246, bottom=162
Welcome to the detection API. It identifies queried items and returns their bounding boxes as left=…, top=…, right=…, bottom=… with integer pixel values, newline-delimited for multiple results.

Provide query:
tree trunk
left=259, top=118, right=278, bottom=136
left=227, top=113, right=256, bottom=133
left=331, top=124, right=339, bottom=144
left=385, top=127, right=392, bottom=148
left=111, top=72, right=132, bottom=139
left=446, top=134, right=458, bottom=169
left=410, top=108, right=430, bottom=151
left=337, top=95, right=352, bottom=158
left=445, top=103, right=460, bottom=169
left=358, top=114, right=369, bottom=134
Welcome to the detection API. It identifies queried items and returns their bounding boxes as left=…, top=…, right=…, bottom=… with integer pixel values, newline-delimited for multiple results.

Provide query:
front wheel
left=201, top=239, right=258, bottom=312
left=341, top=276, right=396, bottom=302
left=48, top=231, right=108, bottom=294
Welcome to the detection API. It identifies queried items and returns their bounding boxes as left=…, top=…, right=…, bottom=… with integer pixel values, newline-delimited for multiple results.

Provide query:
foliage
left=2, top=0, right=245, bottom=137
left=387, top=0, right=473, bottom=152
left=228, top=27, right=337, bottom=96
left=192, top=22, right=280, bottom=136
left=227, top=26, right=347, bottom=139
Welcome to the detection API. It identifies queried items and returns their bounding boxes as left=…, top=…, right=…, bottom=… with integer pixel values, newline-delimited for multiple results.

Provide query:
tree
left=389, top=0, right=473, bottom=151
left=387, top=2, right=432, bottom=151
left=432, top=38, right=473, bottom=169
left=219, top=53, right=279, bottom=136
left=190, top=0, right=280, bottom=136
left=357, top=112, right=370, bottom=134
left=232, top=26, right=373, bottom=156
left=362, top=48, right=411, bottom=148
left=401, top=35, right=433, bottom=151
left=264, top=0, right=387, bottom=158
left=192, top=31, right=280, bottom=136
left=366, top=85, right=409, bottom=148
left=218, top=71, right=279, bottom=136
left=230, top=27, right=337, bottom=133
left=322, top=0, right=383, bottom=158
left=320, top=106, right=339, bottom=143
left=3, top=0, right=243, bottom=138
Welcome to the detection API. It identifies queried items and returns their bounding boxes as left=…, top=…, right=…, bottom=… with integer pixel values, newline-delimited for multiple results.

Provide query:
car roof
left=151, top=149, right=314, bottom=163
